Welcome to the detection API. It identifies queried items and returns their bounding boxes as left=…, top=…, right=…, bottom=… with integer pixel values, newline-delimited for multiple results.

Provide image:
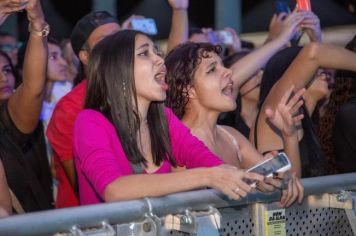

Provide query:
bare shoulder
left=218, top=125, right=248, bottom=144
left=220, top=125, right=252, bottom=148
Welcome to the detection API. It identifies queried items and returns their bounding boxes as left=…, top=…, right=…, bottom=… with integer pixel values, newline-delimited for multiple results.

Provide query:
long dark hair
left=165, top=42, right=222, bottom=119
left=85, top=30, right=175, bottom=167
left=17, top=37, right=61, bottom=85
left=0, top=50, right=21, bottom=88
left=319, top=35, right=356, bottom=174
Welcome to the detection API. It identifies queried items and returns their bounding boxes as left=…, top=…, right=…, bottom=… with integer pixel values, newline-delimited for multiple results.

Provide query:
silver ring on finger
left=234, top=187, right=240, bottom=193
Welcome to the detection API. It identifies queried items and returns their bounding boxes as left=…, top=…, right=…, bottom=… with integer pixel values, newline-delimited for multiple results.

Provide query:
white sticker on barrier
left=264, top=209, right=286, bottom=236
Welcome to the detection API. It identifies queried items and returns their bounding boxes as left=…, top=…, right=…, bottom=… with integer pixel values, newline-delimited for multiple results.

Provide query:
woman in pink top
left=73, top=30, right=264, bottom=205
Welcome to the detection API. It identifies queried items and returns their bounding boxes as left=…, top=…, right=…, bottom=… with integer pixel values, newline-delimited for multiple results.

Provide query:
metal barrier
left=0, top=173, right=356, bottom=236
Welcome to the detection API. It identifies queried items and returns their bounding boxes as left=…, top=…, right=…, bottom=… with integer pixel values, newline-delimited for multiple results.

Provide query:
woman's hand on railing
left=277, top=172, right=304, bottom=207
left=257, top=171, right=304, bottom=207
left=207, top=164, right=264, bottom=201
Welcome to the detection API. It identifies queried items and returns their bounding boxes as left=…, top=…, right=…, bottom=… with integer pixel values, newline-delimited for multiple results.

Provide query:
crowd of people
left=0, top=0, right=355, bottom=219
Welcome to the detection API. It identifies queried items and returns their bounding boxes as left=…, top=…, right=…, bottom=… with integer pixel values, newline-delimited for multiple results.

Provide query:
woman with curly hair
left=319, top=35, right=356, bottom=174
left=165, top=41, right=306, bottom=206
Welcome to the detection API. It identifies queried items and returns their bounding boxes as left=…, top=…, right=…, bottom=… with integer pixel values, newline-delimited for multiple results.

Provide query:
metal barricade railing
left=0, top=173, right=356, bottom=236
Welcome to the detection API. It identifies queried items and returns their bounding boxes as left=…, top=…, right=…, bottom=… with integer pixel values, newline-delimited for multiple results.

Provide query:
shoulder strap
left=9, top=188, right=25, bottom=214
left=218, top=126, right=242, bottom=162
left=254, top=109, right=262, bottom=149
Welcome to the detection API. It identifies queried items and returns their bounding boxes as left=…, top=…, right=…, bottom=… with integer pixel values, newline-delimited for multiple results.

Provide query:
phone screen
left=218, top=31, right=233, bottom=45
left=131, top=18, right=158, bottom=35
left=207, top=31, right=219, bottom=45
left=248, top=154, right=290, bottom=176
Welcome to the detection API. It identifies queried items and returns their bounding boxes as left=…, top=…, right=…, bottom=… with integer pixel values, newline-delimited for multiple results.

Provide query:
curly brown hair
left=165, top=42, right=222, bottom=119
left=319, top=36, right=356, bottom=174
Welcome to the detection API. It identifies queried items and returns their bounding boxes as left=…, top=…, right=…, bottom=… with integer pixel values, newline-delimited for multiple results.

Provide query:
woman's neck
left=304, top=93, right=319, bottom=116
left=44, top=81, right=54, bottom=103
left=136, top=97, right=150, bottom=126
left=240, top=96, right=259, bottom=128
left=182, top=107, right=220, bottom=148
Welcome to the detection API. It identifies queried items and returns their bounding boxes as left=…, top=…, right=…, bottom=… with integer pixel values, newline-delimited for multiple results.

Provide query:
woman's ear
left=185, top=85, right=197, bottom=99
left=79, top=50, right=89, bottom=66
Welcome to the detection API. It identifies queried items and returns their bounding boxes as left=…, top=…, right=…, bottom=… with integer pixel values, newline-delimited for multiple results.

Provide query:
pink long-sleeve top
left=73, top=107, right=223, bottom=205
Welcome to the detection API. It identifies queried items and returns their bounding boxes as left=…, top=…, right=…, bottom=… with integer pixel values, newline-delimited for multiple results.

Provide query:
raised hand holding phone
left=272, top=1, right=304, bottom=46
left=121, top=14, right=144, bottom=30
left=222, top=27, right=241, bottom=53
left=0, top=0, right=28, bottom=14
left=0, top=0, right=28, bottom=25
left=301, top=11, right=322, bottom=42
left=273, top=8, right=307, bottom=47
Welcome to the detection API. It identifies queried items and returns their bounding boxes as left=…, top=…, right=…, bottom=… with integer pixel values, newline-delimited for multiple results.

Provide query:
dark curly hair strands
left=319, top=35, right=356, bottom=174
left=0, top=51, right=20, bottom=89
left=165, top=42, right=222, bottom=118
left=85, top=30, right=175, bottom=167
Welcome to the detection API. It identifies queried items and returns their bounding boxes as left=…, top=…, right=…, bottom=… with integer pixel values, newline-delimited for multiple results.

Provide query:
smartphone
left=207, top=31, right=219, bottom=45
left=217, top=30, right=234, bottom=45
left=275, top=0, right=291, bottom=14
left=131, top=18, right=158, bottom=35
left=245, top=152, right=291, bottom=187
left=275, top=0, right=302, bottom=46
left=297, top=0, right=312, bottom=11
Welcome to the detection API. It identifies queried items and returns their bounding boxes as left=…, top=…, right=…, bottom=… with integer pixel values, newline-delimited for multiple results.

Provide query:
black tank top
left=0, top=102, right=53, bottom=212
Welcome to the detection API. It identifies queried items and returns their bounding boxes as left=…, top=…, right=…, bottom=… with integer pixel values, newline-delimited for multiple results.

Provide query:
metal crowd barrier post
left=0, top=173, right=355, bottom=236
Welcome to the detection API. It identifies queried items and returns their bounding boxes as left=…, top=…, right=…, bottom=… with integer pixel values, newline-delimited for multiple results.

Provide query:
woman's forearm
left=266, top=43, right=356, bottom=109
left=231, top=36, right=288, bottom=89
left=104, top=168, right=209, bottom=202
left=282, top=134, right=302, bottom=178
left=166, top=8, right=188, bottom=53
left=8, top=1, right=48, bottom=133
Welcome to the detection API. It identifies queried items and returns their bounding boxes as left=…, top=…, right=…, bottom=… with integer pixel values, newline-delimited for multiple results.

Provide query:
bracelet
left=28, top=22, right=50, bottom=37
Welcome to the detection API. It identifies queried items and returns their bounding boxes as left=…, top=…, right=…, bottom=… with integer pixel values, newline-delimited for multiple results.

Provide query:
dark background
left=16, top=0, right=356, bottom=41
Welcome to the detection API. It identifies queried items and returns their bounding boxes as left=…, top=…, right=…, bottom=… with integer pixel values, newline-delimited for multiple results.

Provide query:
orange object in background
left=297, top=0, right=312, bottom=11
